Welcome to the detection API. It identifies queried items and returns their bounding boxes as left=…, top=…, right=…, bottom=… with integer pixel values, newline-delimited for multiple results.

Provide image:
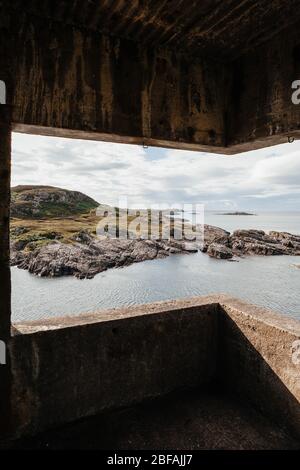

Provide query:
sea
left=11, top=211, right=300, bottom=322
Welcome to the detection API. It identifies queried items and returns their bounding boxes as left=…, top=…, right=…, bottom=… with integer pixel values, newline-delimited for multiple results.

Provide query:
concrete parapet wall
left=4, top=295, right=300, bottom=441
left=10, top=298, right=219, bottom=437
left=218, top=297, right=300, bottom=440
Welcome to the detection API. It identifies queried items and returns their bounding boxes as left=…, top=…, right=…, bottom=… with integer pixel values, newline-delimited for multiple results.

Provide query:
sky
left=11, top=132, right=300, bottom=212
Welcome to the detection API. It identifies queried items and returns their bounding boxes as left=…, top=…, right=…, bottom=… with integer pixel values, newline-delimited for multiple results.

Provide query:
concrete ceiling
left=7, top=0, right=300, bottom=61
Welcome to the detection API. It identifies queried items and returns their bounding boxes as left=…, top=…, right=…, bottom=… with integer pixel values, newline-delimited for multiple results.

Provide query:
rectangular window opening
left=10, top=132, right=300, bottom=325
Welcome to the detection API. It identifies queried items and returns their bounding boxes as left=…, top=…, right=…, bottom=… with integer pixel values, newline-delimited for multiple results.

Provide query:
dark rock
left=71, top=230, right=93, bottom=244
left=182, top=242, right=198, bottom=253
left=202, top=225, right=230, bottom=252
left=220, top=212, right=256, bottom=216
left=199, top=227, right=300, bottom=260
left=11, top=237, right=197, bottom=279
left=230, top=230, right=300, bottom=256
left=10, top=225, right=300, bottom=278
left=207, top=243, right=233, bottom=259
left=39, top=231, right=63, bottom=240
left=10, top=226, right=29, bottom=237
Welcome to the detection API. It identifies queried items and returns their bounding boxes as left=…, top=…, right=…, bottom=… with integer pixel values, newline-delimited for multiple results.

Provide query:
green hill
left=11, top=185, right=99, bottom=219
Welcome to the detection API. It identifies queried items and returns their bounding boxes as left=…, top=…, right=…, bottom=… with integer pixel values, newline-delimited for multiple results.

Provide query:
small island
left=218, top=212, right=256, bottom=216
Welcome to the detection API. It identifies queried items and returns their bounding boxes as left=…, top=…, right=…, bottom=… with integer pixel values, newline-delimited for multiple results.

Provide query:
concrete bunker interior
left=3, top=296, right=300, bottom=449
left=1, top=1, right=300, bottom=449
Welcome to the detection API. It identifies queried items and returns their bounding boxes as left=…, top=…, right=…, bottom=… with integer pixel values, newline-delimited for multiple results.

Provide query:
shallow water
left=11, top=211, right=300, bottom=322
left=12, top=252, right=300, bottom=322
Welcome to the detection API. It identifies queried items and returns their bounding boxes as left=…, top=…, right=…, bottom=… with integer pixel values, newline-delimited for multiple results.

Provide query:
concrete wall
left=1, top=14, right=226, bottom=152
left=227, top=21, right=300, bottom=151
left=10, top=298, right=219, bottom=437
left=7, top=295, right=300, bottom=441
left=219, top=297, right=300, bottom=441
left=0, top=105, right=11, bottom=338
left=2, top=11, right=300, bottom=153
left=0, top=105, right=12, bottom=438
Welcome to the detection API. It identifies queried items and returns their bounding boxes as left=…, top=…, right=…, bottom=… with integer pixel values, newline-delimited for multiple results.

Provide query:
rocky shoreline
left=10, top=186, right=300, bottom=279
left=10, top=226, right=300, bottom=279
left=203, top=226, right=300, bottom=259
left=10, top=231, right=197, bottom=279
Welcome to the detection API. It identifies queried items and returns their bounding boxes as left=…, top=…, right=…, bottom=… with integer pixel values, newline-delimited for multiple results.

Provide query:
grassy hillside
left=11, top=185, right=99, bottom=219
left=10, top=185, right=104, bottom=251
left=10, top=185, right=193, bottom=253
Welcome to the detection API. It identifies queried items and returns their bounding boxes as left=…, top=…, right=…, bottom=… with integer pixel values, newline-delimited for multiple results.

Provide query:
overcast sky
left=12, top=132, right=300, bottom=212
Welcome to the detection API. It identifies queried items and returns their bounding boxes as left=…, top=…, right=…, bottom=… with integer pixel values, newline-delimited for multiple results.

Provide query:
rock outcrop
left=11, top=226, right=300, bottom=279
left=202, top=227, right=300, bottom=260
left=9, top=184, right=300, bottom=279
left=207, top=243, right=233, bottom=260
left=10, top=233, right=197, bottom=279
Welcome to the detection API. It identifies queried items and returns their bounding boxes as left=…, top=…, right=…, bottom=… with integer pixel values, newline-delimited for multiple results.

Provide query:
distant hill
left=11, top=185, right=99, bottom=219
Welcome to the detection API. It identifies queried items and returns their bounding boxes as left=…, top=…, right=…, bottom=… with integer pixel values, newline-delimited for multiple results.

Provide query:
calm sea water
left=11, top=211, right=300, bottom=322
left=205, top=211, right=300, bottom=234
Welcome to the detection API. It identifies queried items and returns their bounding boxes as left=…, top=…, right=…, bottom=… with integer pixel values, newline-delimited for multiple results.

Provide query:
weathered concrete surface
left=6, top=1, right=300, bottom=62
left=1, top=5, right=300, bottom=153
left=219, top=296, right=300, bottom=441
left=6, top=295, right=300, bottom=445
left=1, top=0, right=300, bottom=449
left=0, top=105, right=11, bottom=338
left=3, top=389, right=298, bottom=450
left=4, top=15, right=226, bottom=151
left=10, top=298, right=219, bottom=437
left=0, top=105, right=12, bottom=439
left=227, top=21, right=300, bottom=150
left=13, top=296, right=221, bottom=333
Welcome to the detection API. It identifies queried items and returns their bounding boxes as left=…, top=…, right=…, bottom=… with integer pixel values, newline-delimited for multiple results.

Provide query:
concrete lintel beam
left=7, top=16, right=226, bottom=151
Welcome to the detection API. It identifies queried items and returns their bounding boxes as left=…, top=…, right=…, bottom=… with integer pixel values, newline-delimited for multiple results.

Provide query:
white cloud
left=12, top=133, right=300, bottom=211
